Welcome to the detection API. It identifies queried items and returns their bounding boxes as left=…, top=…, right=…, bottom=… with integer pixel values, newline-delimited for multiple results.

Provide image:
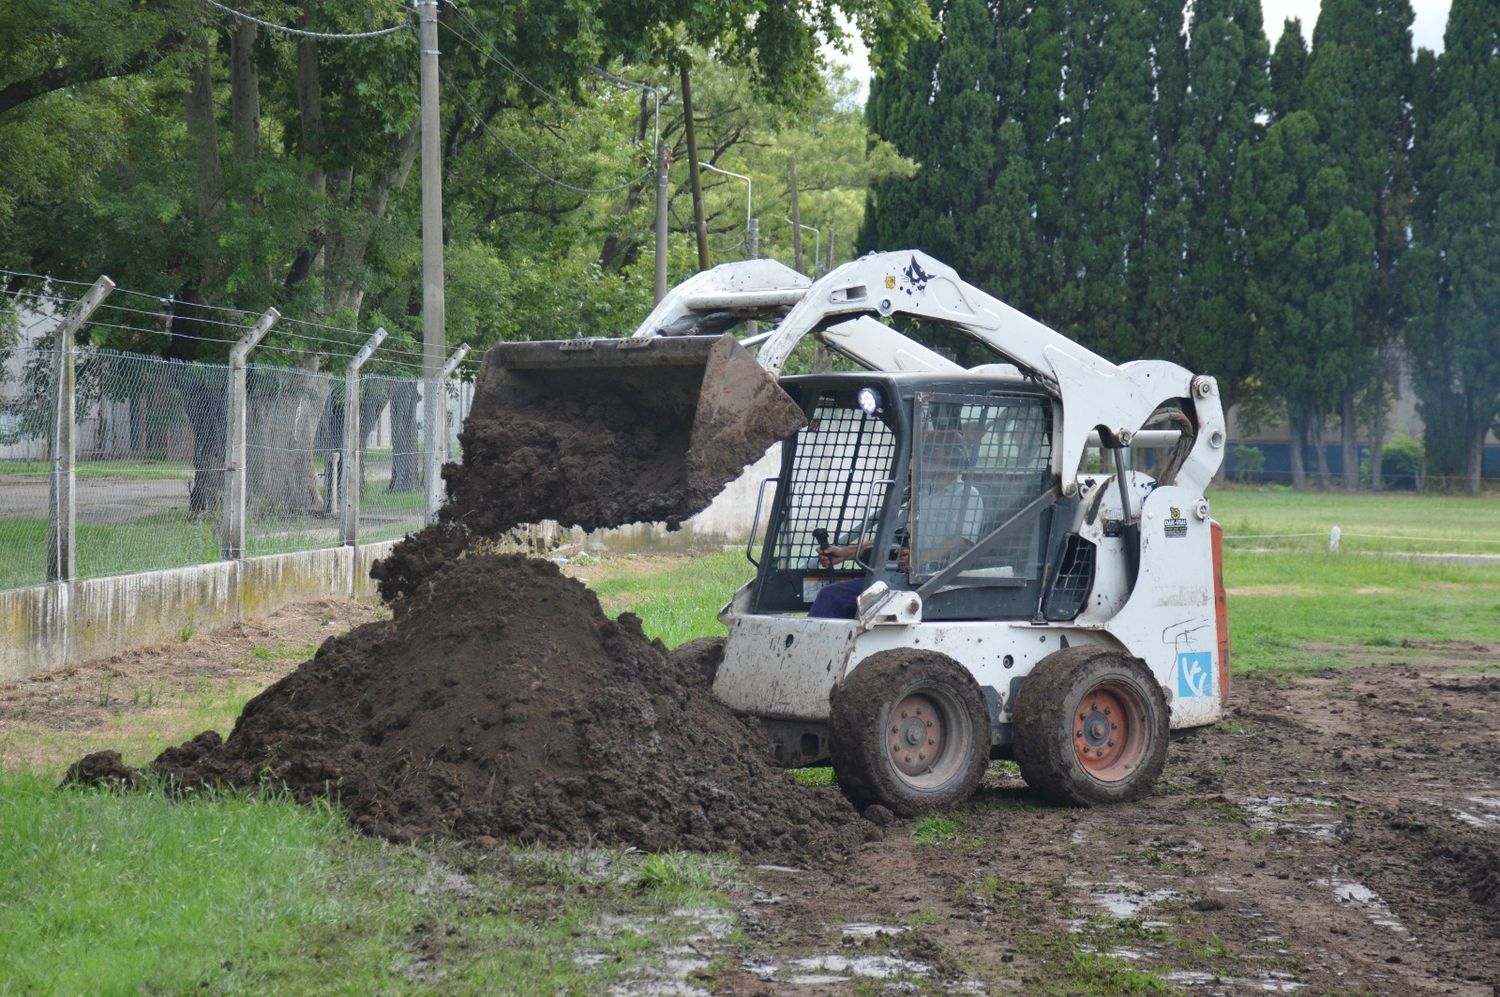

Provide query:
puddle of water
left=1320, top=877, right=1410, bottom=935
left=588, top=907, right=735, bottom=996
left=1240, top=796, right=1339, bottom=839
left=1070, top=879, right=1179, bottom=918
left=842, top=922, right=908, bottom=939
left=784, top=954, right=933, bottom=981
left=1163, top=970, right=1307, bottom=993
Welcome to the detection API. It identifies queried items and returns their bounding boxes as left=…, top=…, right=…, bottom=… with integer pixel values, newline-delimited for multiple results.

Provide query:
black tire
left=1012, top=646, right=1169, bottom=806
left=828, top=649, right=991, bottom=817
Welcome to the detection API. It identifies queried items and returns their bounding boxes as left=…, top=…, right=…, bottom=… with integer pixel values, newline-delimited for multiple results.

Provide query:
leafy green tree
left=1403, top=0, right=1500, bottom=493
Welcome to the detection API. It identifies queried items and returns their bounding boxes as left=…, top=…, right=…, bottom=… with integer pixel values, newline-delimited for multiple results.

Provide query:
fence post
left=222, top=308, right=279, bottom=560
left=341, top=327, right=387, bottom=545
left=425, top=343, right=470, bottom=523
left=47, top=277, right=114, bottom=583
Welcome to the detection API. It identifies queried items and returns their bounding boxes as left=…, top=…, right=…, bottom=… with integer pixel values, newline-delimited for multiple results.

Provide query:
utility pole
left=680, top=60, right=711, bottom=272
left=748, top=216, right=759, bottom=260
left=654, top=141, right=669, bottom=301
left=788, top=158, right=802, bottom=274
left=416, top=0, right=446, bottom=523
left=827, top=226, right=836, bottom=274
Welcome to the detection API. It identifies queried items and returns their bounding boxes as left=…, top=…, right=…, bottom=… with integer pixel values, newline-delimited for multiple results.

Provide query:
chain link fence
left=1, top=286, right=471, bottom=592
left=0, top=343, right=54, bottom=589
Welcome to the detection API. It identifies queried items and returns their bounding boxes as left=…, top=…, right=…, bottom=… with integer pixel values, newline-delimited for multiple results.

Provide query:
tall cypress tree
left=1147, top=0, right=1268, bottom=405
left=1301, top=0, right=1414, bottom=488
left=1236, top=111, right=1376, bottom=490
left=1268, top=18, right=1308, bottom=115
left=1404, top=0, right=1500, bottom=492
left=861, top=0, right=1001, bottom=279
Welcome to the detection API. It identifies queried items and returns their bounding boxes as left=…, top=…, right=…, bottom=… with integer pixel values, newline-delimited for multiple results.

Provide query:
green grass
left=911, top=814, right=963, bottom=845
left=589, top=551, right=754, bottom=646
left=1212, top=486, right=1500, bottom=554
left=0, top=459, right=193, bottom=480
left=0, top=774, right=736, bottom=995
left=1223, top=546, right=1500, bottom=673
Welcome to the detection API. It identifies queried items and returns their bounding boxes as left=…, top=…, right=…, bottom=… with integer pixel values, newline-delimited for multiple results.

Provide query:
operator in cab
left=808, top=428, right=983, bottom=618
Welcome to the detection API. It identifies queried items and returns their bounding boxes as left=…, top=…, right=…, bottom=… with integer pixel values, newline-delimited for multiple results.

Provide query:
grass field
left=3, top=486, right=1498, bottom=992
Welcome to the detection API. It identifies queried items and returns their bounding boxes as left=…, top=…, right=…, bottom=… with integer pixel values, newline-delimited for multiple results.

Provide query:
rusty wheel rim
left=1073, top=681, right=1147, bottom=782
left=888, top=693, right=944, bottom=779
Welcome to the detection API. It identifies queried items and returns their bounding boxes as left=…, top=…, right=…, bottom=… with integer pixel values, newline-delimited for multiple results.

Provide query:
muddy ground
left=700, top=644, right=1500, bottom=996
left=10, top=603, right=1496, bottom=993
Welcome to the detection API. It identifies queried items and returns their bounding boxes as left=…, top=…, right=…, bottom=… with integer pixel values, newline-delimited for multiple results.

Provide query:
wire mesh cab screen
left=910, top=392, right=1052, bottom=586
left=769, top=389, right=896, bottom=594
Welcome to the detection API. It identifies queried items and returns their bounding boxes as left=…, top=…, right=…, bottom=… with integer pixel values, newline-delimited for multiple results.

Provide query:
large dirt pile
left=147, top=553, right=864, bottom=854
left=84, top=359, right=856, bottom=856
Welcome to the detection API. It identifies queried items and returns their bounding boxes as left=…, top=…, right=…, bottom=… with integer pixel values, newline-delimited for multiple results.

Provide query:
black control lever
left=811, top=528, right=834, bottom=578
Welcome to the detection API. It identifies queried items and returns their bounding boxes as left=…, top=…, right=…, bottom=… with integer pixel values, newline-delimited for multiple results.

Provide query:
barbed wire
left=198, top=0, right=412, bottom=40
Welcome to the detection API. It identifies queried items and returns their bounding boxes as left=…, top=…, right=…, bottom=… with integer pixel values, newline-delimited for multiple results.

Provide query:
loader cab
left=750, top=374, right=1085, bottom=622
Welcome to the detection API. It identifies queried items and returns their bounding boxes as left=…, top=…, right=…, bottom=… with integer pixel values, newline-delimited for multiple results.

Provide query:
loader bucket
left=446, top=334, right=805, bottom=534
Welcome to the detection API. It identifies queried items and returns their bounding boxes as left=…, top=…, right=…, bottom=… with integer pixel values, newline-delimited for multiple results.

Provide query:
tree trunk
left=230, top=22, right=260, bottom=162
left=1466, top=419, right=1487, bottom=496
left=1367, top=369, right=1388, bottom=492
left=598, top=89, right=654, bottom=272
left=1313, top=411, right=1332, bottom=488
left=178, top=365, right=226, bottom=519
left=245, top=362, right=335, bottom=518
left=388, top=380, right=421, bottom=492
left=1340, top=387, right=1359, bottom=491
left=1288, top=406, right=1308, bottom=491
left=184, top=40, right=221, bottom=221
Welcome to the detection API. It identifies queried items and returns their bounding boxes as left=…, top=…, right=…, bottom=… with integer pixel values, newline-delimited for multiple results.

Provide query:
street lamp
left=698, top=162, right=756, bottom=258
left=784, top=217, right=821, bottom=275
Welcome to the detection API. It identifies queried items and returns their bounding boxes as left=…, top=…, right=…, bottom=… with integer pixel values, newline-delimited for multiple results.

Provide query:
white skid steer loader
left=482, top=250, right=1230, bottom=815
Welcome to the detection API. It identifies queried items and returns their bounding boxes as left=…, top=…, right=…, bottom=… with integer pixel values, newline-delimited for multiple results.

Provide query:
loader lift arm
left=752, top=251, right=1227, bottom=495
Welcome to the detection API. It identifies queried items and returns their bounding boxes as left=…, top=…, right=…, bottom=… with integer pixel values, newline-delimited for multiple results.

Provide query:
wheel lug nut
left=918, top=753, right=927, bottom=761
left=1107, top=739, right=1115, bottom=747
left=928, top=738, right=936, bottom=746
left=1103, top=707, right=1111, bottom=716
left=1111, top=722, right=1118, bottom=730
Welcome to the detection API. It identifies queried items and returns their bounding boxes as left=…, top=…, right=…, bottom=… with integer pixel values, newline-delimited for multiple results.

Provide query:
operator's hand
left=818, top=543, right=857, bottom=568
left=897, top=546, right=911, bottom=574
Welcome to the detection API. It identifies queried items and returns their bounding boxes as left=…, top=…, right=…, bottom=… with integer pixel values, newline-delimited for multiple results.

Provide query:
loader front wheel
left=829, top=649, right=990, bottom=817
left=1012, top=647, right=1168, bottom=806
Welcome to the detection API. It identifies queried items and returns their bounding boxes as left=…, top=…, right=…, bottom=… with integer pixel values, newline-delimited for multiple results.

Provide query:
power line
left=442, top=71, right=651, bottom=195
left=198, top=0, right=412, bottom=40
left=442, top=6, right=563, bottom=108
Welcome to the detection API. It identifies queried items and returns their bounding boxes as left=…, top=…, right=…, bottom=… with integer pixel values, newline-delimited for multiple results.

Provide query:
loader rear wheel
left=828, top=649, right=990, bottom=817
left=1012, top=647, right=1168, bottom=807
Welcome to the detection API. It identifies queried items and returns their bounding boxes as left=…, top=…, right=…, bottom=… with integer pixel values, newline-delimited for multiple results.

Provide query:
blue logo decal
left=1176, top=651, right=1214, bottom=698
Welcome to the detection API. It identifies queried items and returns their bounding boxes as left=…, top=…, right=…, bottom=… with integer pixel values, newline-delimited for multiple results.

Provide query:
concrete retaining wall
left=0, top=540, right=396, bottom=683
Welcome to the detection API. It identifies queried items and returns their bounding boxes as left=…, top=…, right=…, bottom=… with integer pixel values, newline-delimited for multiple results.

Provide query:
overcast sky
left=826, top=1, right=1453, bottom=105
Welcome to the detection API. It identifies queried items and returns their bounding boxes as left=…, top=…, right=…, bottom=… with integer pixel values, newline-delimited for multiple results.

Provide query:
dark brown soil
left=61, top=750, right=138, bottom=789
left=149, top=554, right=865, bottom=856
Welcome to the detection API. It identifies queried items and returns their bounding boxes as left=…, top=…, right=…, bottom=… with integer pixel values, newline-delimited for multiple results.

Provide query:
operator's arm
left=817, top=536, right=879, bottom=568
